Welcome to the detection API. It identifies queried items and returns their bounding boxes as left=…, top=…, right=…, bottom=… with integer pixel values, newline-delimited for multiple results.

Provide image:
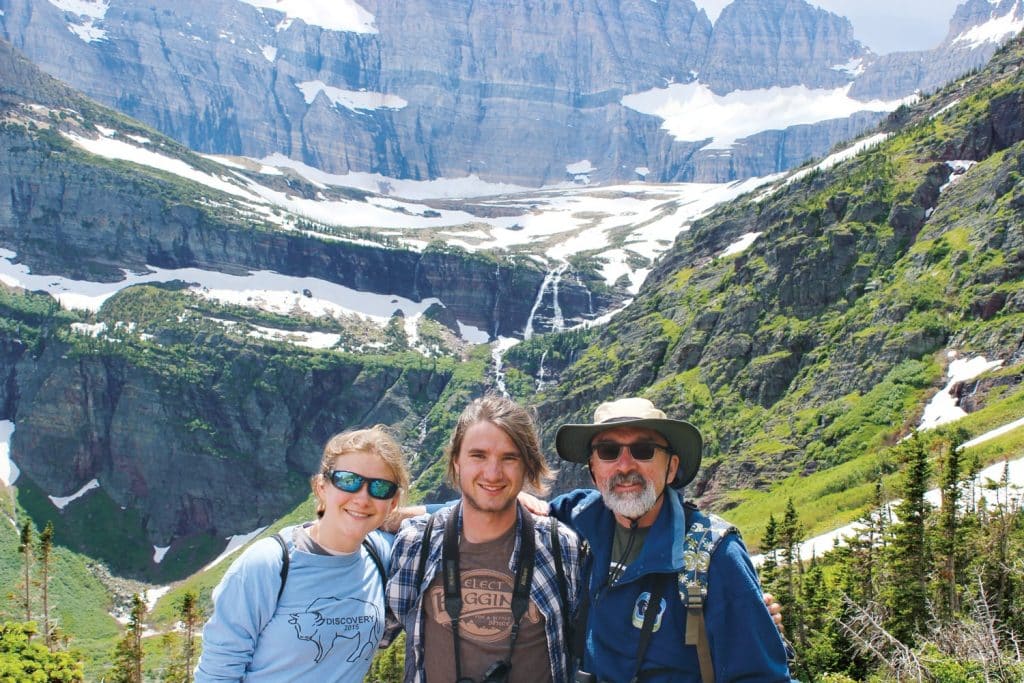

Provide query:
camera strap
left=443, top=502, right=536, bottom=682
left=628, top=574, right=668, bottom=683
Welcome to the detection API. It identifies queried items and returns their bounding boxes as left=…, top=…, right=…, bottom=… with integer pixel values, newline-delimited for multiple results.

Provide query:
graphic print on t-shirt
left=426, top=568, right=542, bottom=643
left=288, top=596, right=383, bottom=663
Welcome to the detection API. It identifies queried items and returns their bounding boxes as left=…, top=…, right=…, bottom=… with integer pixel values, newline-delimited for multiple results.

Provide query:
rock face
left=0, top=322, right=451, bottom=545
left=0, top=39, right=619, bottom=339
left=0, top=0, right=1009, bottom=184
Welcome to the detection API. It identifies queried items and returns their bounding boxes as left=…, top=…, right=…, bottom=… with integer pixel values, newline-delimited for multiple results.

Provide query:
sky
left=695, top=0, right=967, bottom=54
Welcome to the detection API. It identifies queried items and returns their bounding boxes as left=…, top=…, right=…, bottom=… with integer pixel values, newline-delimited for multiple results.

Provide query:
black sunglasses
left=325, top=470, right=399, bottom=500
left=591, top=441, right=670, bottom=461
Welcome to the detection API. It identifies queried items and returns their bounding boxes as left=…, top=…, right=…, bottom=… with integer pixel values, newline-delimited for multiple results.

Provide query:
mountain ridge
left=2, top=0, right=1016, bottom=185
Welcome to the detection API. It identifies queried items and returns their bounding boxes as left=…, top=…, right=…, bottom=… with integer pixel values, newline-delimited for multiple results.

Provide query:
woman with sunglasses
left=196, top=426, right=409, bottom=682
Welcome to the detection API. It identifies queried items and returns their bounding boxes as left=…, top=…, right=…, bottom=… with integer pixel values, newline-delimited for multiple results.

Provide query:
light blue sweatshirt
left=195, top=523, right=392, bottom=682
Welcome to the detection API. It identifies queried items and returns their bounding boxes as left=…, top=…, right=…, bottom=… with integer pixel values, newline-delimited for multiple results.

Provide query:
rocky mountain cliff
left=0, top=39, right=619, bottom=340
left=0, top=0, right=1013, bottom=184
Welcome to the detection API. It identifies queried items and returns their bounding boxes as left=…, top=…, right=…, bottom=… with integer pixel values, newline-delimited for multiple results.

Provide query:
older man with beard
left=543, top=397, right=792, bottom=683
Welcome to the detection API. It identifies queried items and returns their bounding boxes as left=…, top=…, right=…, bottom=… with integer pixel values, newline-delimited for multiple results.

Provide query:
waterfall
left=536, top=349, right=548, bottom=391
left=550, top=263, right=568, bottom=332
left=490, top=337, right=519, bottom=397
left=523, top=262, right=569, bottom=339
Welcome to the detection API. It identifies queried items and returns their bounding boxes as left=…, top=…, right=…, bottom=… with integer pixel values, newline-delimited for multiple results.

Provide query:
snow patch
left=622, top=82, right=912, bottom=150
left=783, top=133, right=890, bottom=187
left=830, top=57, right=865, bottom=77
left=0, top=249, right=493, bottom=342
left=204, top=526, right=269, bottom=571
left=261, top=45, right=277, bottom=62
left=939, top=160, right=977, bottom=193
left=48, top=0, right=108, bottom=18
left=245, top=324, right=341, bottom=349
left=259, top=153, right=531, bottom=199
left=71, top=321, right=108, bottom=336
left=153, top=546, right=170, bottom=563
left=962, top=416, right=1024, bottom=449
left=296, top=80, right=406, bottom=111
left=144, top=586, right=170, bottom=611
left=754, top=426, right=1024, bottom=566
left=931, top=99, right=961, bottom=119
left=48, top=0, right=109, bottom=43
left=62, top=132, right=258, bottom=201
left=919, top=353, right=1003, bottom=430
left=0, top=421, right=17, bottom=486
left=952, top=7, right=1024, bottom=49
left=719, top=232, right=762, bottom=258
left=635, top=167, right=650, bottom=178
left=566, top=160, right=595, bottom=175
left=239, top=0, right=377, bottom=34
left=49, top=479, right=100, bottom=509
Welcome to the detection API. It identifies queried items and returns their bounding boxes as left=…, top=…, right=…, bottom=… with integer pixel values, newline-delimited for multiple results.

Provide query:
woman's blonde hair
left=445, top=395, right=554, bottom=495
left=312, top=425, right=410, bottom=519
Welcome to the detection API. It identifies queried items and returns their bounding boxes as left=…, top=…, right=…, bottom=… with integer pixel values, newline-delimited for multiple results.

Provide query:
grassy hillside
left=522, top=35, right=1024, bottom=540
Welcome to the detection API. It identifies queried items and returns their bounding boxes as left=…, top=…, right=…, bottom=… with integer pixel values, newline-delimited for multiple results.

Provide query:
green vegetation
left=760, top=429, right=1024, bottom=682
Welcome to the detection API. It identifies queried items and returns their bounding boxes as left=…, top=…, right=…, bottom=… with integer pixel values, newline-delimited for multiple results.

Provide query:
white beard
left=601, top=472, right=658, bottom=519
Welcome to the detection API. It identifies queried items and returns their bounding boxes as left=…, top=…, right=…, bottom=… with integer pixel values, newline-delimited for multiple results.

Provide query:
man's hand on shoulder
left=517, top=491, right=551, bottom=516
left=763, top=592, right=784, bottom=633
left=381, top=505, right=429, bottom=533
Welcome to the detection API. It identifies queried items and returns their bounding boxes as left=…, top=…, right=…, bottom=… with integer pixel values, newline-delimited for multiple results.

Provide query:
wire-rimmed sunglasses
left=590, top=441, right=670, bottom=461
left=325, top=470, right=399, bottom=500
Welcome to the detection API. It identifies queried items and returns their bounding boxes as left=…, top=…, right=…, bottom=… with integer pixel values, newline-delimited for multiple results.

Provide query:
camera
left=480, top=659, right=511, bottom=683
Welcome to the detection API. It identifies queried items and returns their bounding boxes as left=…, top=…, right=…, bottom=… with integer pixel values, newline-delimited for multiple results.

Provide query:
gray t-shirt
left=422, top=524, right=552, bottom=683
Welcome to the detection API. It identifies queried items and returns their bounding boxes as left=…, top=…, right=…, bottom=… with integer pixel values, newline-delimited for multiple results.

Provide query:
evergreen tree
left=110, top=594, right=146, bottom=683
left=177, top=591, right=200, bottom=682
left=778, top=498, right=805, bottom=651
left=761, top=513, right=779, bottom=590
left=0, top=621, right=84, bottom=682
left=799, top=559, right=844, bottom=678
left=38, top=521, right=54, bottom=648
left=366, top=636, right=405, bottom=683
left=883, top=432, right=931, bottom=644
left=934, top=427, right=967, bottom=617
left=18, top=522, right=33, bottom=626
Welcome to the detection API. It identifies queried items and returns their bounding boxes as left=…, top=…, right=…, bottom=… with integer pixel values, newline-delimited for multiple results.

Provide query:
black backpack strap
left=362, top=538, right=387, bottom=588
left=415, top=512, right=437, bottom=590
left=271, top=532, right=289, bottom=603
left=571, top=539, right=592, bottom=662
left=549, top=518, right=573, bottom=653
left=629, top=574, right=669, bottom=683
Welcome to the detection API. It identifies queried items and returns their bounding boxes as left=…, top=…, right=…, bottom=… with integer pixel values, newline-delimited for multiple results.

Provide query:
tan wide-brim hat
left=555, top=397, right=703, bottom=488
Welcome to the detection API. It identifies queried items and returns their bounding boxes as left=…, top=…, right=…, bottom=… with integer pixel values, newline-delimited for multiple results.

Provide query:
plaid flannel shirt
left=384, top=503, right=584, bottom=683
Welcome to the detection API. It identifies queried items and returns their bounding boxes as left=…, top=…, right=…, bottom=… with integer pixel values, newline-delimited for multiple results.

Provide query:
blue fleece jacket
left=195, top=524, right=392, bottom=682
left=549, top=489, right=792, bottom=683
